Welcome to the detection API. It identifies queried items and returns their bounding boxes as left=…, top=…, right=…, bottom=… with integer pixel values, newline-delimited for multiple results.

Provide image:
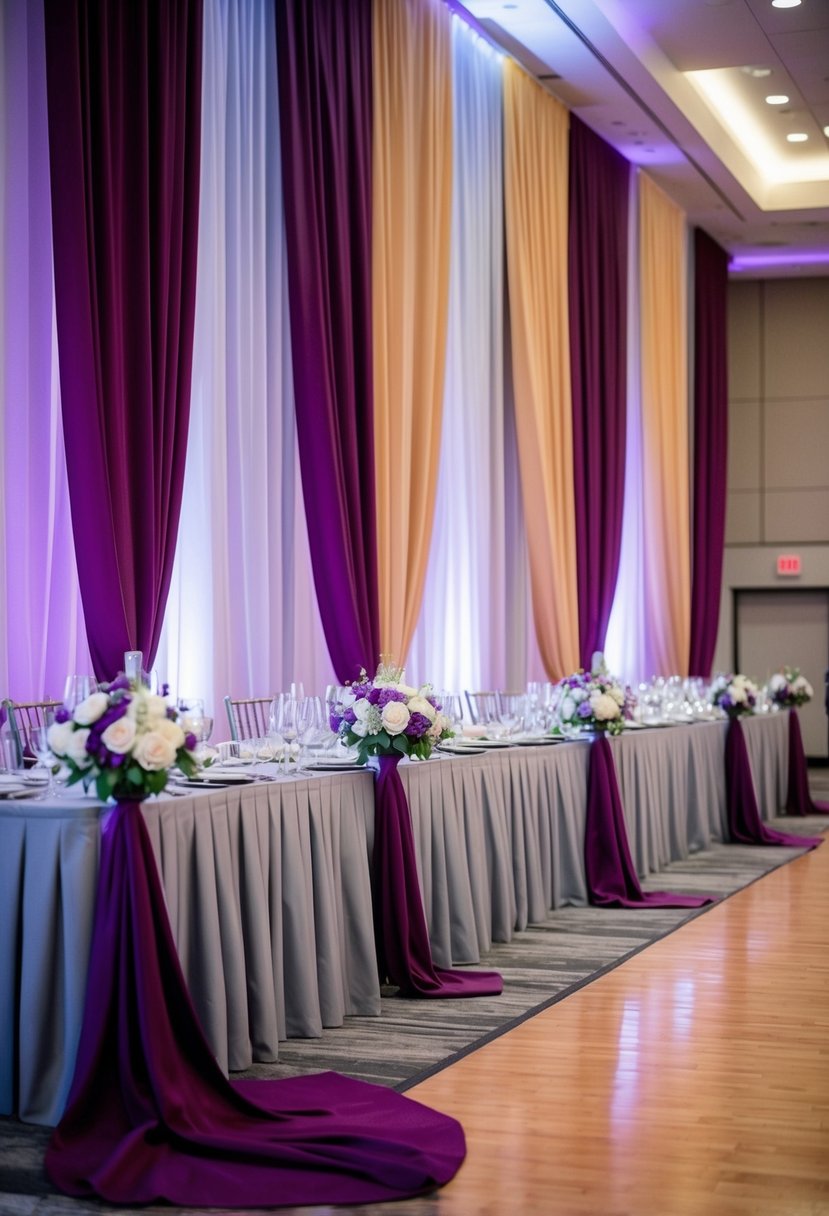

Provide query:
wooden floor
left=408, top=828, right=829, bottom=1216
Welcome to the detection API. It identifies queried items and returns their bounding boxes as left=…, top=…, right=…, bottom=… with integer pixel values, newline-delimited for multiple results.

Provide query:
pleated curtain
left=503, top=62, right=580, bottom=680
left=0, top=0, right=91, bottom=701
left=372, top=0, right=453, bottom=669
left=409, top=19, right=508, bottom=692
left=161, top=0, right=332, bottom=715
left=638, top=172, right=691, bottom=677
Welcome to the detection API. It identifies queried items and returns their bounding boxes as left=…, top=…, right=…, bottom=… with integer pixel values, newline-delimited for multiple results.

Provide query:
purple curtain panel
left=372, top=755, right=503, bottom=997
left=688, top=229, right=728, bottom=677
left=568, top=116, right=629, bottom=670
left=43, top=0, right=203, bottom=681
left=786, top=710, right=829, bottom=815
left=725, top=717, right=822, bottom=848
left=276, top=0, right=380, bottom=684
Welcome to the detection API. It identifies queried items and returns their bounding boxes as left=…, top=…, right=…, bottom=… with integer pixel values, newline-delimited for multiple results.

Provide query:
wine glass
left=295, top=696, right=324, bottom=771
left=30, top=725, right=56, bottom=797
left=275, top=695, right=299, bottom=773
left=63, top=674, right=98, bottom=711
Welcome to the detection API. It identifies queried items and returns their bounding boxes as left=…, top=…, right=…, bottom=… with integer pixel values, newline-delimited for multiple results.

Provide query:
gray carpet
left=1, top=804, right=826, bottom=1216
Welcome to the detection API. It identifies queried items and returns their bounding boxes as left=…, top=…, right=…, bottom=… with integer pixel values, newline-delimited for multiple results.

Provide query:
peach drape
left=371, top=0, right=452, bottom=665
left=638, top=172, right=691, bottom=676
left=503, top=62, right=579, bottom=679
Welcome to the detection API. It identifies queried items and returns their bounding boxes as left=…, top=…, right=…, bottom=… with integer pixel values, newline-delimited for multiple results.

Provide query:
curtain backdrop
left=276, top=0, right=379, bottom=685
left=568, top=116, right=629, bottom=670
left=0, top=0, right=90, bottom=702
left=503, top=62, right=580, bottom=680
left=689, top=228, right=728, bottom=677
left=372, top=0, right=453, bottom=667
left=409, top=18, right=508, bottom=693
left=637, top=172, right=691, bottom=678
left=161, top=0, right=331, bottom=718
left=44, top=0, right=203, bottom=681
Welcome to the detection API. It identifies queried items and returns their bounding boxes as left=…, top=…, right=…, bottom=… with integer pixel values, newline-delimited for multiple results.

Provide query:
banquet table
left=0, top=709, right=790, bottom=1125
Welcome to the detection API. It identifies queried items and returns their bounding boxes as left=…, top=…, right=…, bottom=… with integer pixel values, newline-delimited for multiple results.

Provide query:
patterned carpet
left=2, top=796, right=827, bottom=1216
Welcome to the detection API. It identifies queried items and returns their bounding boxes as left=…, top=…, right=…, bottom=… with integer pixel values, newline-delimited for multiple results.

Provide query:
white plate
left=437, top=743, right=486, bottom=756
left=511, top=735, right=560, bottom=746
left=0, top=784, right=39, bottom=800
left=177, top=770, right=257, bottom=785
left=305, top=761, right=364, bottom=772
left=461, top=737, right=513, bottom=749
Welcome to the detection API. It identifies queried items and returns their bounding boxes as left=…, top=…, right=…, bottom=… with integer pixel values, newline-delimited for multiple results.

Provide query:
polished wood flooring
left=410, top=824, right=829, bottom=1216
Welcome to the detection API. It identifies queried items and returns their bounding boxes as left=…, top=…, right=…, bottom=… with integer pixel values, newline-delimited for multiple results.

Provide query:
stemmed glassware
left=63, top=675, right=98, bottom=712
left=30, top=723, right=57, bottom=798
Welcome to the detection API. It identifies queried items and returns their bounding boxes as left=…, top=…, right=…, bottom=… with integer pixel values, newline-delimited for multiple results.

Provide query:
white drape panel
left=409, top=20, right=511, bottom=693
left=0, top=0, right=90, bottom=703
left=605, top=171, right=646, bottom=684
left=160, top=0, right=332, bottom=719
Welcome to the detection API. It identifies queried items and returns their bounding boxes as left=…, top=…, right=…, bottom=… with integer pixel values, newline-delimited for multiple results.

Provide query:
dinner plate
left=457, top=737, right=512, bottom=749
left=437, top=742, right=486, bottom=756
left=176, top=769, right=257, bottom=785
left=305, top=760, right=364, bottom=772
left=0, top=784, right=39, bottom=800
left=511, top=735, right=560, bottom=746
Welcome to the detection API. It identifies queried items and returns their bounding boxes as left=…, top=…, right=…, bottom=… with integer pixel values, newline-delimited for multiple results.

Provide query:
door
left=735, top=588, right=829, bottom=762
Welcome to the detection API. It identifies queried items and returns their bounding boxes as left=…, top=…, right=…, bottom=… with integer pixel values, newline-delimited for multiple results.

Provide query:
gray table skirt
left=0, top=710, right=791, bottom=1124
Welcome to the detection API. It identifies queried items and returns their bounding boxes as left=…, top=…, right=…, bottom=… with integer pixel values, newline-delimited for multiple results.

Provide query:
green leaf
left=392, top=734, right=408, bottom=754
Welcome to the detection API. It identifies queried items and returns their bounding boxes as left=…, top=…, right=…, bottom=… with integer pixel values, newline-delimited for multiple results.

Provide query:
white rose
left=731, top=685, right=747, bottom=704
left=407, top=695, right=437, bottom=723
left=352, top=720, right=370, bottom=737
left=590, top=692, right=620, bottom=721
left=339, top=689, right=356, bottom=708
left=571, top=688, right=587, bottom=704
left=133, top=731, right=177, bottom=771
left=768, top=673, right=787, bottom=693
left=73, top=692, right=109, bottom=726
left=560, top=696, right=576, bottom=722
left=353, top=698, right=373, bottom=721
left=154, top=718, right=186, bottom=749
left=66, top=728, right=92, bottom=767
left=142, top=693, right=170, bottom=723
left=427, top=712, right=450, bottom=740
left=397, top=683, right=419, bottom=698
left=381, top=701, right=411, bottom=736
left=47, top=720, right=75, bottom=756
left=610, top=685, right=625, bottom=706
left=101, top=717, right=137, bottom=754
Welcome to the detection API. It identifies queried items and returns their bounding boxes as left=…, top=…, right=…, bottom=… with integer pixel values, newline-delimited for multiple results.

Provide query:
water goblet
left=63, top=674, right=98, bottom=711
left=30, top=725, right=56, bottom=798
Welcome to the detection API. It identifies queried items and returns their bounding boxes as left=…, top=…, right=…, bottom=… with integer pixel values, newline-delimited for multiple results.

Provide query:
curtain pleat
left=503, top=62, right=579, bottom=680
left=638, top=172, right=691, bottom=677
left=372, top=0, right=453, bottom=667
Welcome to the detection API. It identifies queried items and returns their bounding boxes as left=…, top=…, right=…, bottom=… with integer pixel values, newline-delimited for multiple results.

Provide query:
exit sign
left=776, top=554, right=802, bottom=576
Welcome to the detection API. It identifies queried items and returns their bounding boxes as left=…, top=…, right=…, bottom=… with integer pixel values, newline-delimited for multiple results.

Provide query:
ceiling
left=457, top=0, right=829, bottom=277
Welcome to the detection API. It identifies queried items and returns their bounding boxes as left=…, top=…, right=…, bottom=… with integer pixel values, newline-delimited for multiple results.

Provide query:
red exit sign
left=777, top=554, right=801, bottom=576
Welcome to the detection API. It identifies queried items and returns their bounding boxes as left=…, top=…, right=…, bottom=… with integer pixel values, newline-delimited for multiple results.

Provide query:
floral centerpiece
left=552, top=653, right=633, bottom=737
left=329, top=659, right=452, bottom=765
left=708, top=672, right=759, bottom=719
left=766, top=666, right=813, bottom=708
left=46, top=677, right=201, bottom=801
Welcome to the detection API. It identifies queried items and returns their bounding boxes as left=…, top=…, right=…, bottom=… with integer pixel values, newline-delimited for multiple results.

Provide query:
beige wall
left=712, top=277, right=829, bottom=674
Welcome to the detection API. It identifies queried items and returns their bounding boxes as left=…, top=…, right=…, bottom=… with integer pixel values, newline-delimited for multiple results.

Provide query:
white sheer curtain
left=0, top=0, right=90, bottom=704
left=160, top=0, right=332, bottom=720
left=605, top=170, right=646, bottom=685
left=410, top=19, right=506, bottom=693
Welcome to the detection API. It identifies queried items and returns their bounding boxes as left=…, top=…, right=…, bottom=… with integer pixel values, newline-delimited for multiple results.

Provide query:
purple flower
left=329, top=712, right=341, bottom=733
left=377, top=687, right=407, bottom=708
left=184, top=732, right=197, bottom=751
left=161, top=682, right=170, bottom=697
left=407, top=712, right=432, bottom=738
left=98, top=700, right=130, bottom=730
left=167, top=707, right=176, bottom=720
left=55, top=706, right=71, bottom=724
left=343, top=707, right=357, bottom=725
left=108, top=676, right=131, bottom=692
left=578, top=701, right=592, bottom=719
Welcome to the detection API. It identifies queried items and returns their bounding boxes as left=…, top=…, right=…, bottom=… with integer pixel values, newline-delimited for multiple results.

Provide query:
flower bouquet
left=46, top=676, right=201, bottom=801
left=328, top=659, right=452, bottom=766
left=708, top=672, right=759, bottom=719
left=552, top=654, right=633, bottom=737
left=766, top=666, right=813, bottom=708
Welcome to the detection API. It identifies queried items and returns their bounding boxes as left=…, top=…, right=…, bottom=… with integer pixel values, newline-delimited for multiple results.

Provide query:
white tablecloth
left=0, top=710, right=790, bottom=1124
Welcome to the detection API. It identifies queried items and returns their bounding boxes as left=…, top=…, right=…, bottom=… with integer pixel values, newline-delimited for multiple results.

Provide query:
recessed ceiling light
left=824, top=125, right=829, bottom=137
left=771, top=0, right=801, bottom=7
left=741, top=66, right=772, bottom=78
left=765, top=95, right=789, bottom=105
left=786, top=132, right=808, bottom=142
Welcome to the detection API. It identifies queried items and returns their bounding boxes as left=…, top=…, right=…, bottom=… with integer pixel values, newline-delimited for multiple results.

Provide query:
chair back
left=2, top=698, right=61, bottom=766
left=223, top=695, right=273, bottom=742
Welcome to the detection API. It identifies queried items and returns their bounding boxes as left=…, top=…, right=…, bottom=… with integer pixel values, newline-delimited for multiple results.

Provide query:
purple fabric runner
left=45, top=801, right=466, bottom=1206
left=43, top=0, right=203, bottom=681
left=689, top=230, right=729, bottom=677
left=373, top=756, right=503, bottom=997
left=726, top=717, right=823, bottom=848
left=568, top=117, right=629, bottom=669
left=786, top=709, right=829, bottom=816
left=584, top=735, right=714, bottom=908
left=276, top=0, right=380, bottom=683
